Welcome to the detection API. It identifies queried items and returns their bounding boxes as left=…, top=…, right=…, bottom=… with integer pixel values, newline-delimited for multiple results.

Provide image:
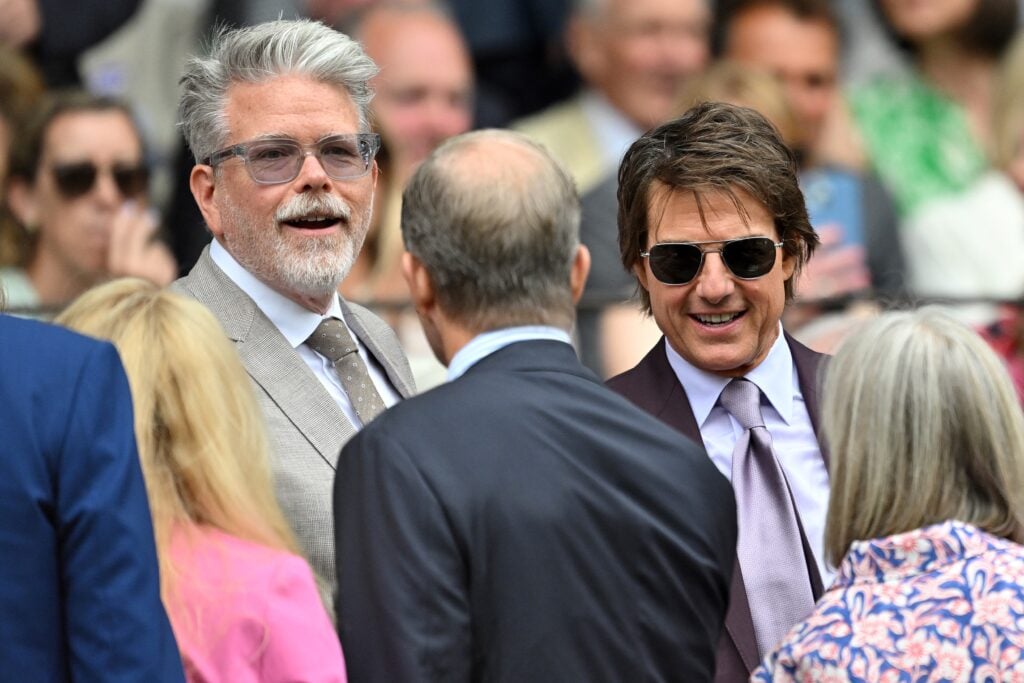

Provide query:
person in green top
left=847, top=0, right=1017, bottom=216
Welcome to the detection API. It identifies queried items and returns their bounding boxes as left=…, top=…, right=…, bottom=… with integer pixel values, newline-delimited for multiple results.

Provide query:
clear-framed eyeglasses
left=203, top=133, right=381, bottom=184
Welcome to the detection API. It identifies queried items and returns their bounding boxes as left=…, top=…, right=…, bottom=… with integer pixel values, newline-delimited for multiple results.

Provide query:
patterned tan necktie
left=719, top=377, right=815, bottom=656
left=306, top=318, right=387, bottom=426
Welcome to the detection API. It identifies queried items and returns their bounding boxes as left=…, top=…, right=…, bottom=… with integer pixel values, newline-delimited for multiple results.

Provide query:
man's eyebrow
left=243, top=133, right=296, bottom=143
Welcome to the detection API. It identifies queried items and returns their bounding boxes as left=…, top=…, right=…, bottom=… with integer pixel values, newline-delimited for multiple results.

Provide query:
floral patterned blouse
left=752, top=521, right=1024, bottom=682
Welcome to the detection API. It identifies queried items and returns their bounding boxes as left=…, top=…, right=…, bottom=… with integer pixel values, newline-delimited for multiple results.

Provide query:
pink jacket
left=168, top=525, right=347, bottom=683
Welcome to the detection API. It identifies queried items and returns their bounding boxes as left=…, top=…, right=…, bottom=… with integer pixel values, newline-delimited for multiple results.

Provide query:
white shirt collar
left=579, top=89, right=645, bottom=168
left=665, top=324, right=796, bottom=427
left=209, top=239, right=345, bottom=348
left=447, top=325, right=573, bottom=382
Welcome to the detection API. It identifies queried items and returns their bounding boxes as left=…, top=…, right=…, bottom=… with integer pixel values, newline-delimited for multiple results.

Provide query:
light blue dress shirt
left=447, top=325, right=574, bottom=382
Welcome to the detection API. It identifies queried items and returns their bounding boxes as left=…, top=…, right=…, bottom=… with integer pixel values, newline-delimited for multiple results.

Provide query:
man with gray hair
left=333, top=128, right=737, bottom=682
left=173, top=19, right=416, bottom=608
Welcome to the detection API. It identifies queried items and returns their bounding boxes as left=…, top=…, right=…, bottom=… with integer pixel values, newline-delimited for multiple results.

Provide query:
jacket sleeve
left=334, top=425, right=471, bottom=683
left=57, top=342, right=184, bottom=682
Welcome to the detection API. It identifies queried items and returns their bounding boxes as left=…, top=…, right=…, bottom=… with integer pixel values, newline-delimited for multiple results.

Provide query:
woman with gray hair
left=754, top=308, right=1024, bottom=681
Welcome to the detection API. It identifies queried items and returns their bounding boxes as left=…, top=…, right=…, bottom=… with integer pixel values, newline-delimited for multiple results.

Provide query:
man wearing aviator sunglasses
left=608, top=102, right=829, bottom=683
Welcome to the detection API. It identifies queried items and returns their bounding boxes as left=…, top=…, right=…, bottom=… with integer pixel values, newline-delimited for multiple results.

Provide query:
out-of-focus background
left=4, top=0, right=1024, bottom=396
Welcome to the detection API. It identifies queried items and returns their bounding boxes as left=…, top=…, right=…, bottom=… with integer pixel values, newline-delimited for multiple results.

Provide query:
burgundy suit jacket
left=607, top=334, right=830, bottom=683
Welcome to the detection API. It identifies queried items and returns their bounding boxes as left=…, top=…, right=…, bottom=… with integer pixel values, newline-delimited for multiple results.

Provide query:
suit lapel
left=237, top=315, right=355, bottom=468
left=622, top=339, right=703, bottom=442
left=178, top=249, right=352, bottom=469
left=341, top=302, right=416, bottom=398
left=787, top=333, right=830, bottom=470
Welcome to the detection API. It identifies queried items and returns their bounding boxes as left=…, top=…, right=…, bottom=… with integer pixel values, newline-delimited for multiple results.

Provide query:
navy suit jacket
left=607, top=335, right=829, bottom=683
left=335, top=340, right=737, bottom=682
left=0, top=315, right=183, bottom=681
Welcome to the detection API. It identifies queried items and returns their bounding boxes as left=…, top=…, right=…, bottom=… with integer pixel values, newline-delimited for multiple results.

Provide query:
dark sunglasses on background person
left=203, top=133, right=381, bottom=184
left=50, top=161, right=149, bottom=200
left=640, top=236, right=784, bottom=285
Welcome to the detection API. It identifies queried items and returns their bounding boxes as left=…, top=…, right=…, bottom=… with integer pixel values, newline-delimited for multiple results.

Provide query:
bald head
left=401, top=130, right=583, bottom=331
left=358, top=2, right=473, bottom=175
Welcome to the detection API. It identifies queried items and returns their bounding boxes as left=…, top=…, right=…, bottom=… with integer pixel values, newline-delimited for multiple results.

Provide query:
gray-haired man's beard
left=220, top=191, right=370, bottom=300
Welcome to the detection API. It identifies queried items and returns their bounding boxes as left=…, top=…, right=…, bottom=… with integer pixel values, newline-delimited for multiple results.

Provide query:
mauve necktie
left=718, top=377, right=815, bottom=656
left=306, top=318, right=386, bottom=426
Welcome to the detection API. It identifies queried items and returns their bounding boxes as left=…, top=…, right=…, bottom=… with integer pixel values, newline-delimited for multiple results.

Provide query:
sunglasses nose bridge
left=88, top=166, right=127, bottom=205
left=693, top=248, right=736, bottom=302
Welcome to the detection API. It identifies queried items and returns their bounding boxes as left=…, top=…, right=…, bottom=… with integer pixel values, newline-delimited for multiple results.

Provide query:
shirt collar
left=579, top=89, right=644, bottom=168
left=209, top=239, right=345, bottom=348
left=833, top=521, right=995, bottom=589
left=665, top=324, right=796, bottom=427
left=447, top=325, right=573, bottom=381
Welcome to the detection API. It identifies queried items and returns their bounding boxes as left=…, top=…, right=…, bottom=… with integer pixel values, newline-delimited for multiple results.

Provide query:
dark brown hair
left=872, top=0, right=1018, bottom=60
left=713, top=0, right=843, bottom=55
left=8, top=89, right=142, bottom=184
left=617, top=100, right=818, bottom=312
left=0, top=45, right=44, bottom=267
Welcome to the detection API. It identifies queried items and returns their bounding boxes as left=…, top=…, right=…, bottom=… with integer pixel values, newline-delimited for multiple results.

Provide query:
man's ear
left=566, top=13, right=604, bottom=83
left=402, top=251, right=435, bottom=314
left=6, top=178, right=38, bottom=229
left=190, top=164, right=222, bottom=238
left=780, top=247, right=797, bottom=281
left=633, top=259, right=650, bottom=292
left=570, top=244, right=592, bottom=305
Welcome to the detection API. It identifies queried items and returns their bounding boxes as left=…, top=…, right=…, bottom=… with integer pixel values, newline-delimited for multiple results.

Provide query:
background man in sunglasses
left=334, top=129, right=736, bottom=681
left=174, top=19, right=416, bottom=612
left=609, top=101, right=827, bottom=683
left=3, top=90, right=176, bottom=315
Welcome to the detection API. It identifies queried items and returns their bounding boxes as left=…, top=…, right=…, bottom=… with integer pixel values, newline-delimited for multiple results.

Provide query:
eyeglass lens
left=52, top=162, right=149, bottom=199
left=647, top=237, right=778, bottom=285
left=245, top=136, right=374, bottom=183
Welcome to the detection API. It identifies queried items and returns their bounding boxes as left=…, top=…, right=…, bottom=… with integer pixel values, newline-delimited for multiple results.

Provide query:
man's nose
left=294, top=152, right=331, bottom=191
left=92, top=168, right=124, bottom=208
left=430, top=98, right=470, bottom=139
left=694, top=252, right=735, bottom=303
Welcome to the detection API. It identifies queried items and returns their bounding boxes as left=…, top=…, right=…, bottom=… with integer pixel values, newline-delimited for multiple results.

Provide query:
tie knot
left=719, top=378, right=765, bottom=430
left=306, top=317, right=358, bottom=364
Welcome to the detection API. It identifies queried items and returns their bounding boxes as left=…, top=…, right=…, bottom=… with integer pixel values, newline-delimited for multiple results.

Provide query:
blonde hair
left=823, top=308, right=1024, bottom=566
left=56, top=279, right=298, bottom=601
left=675, top=60, right=800, bottom=145
left=991, top=32, right=1024, bottom=169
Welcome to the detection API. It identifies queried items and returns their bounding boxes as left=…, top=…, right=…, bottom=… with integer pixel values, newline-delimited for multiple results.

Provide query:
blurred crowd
left=2, top=0, right=1024, bottom=386
left=7, top=1, right=1024, bottom=681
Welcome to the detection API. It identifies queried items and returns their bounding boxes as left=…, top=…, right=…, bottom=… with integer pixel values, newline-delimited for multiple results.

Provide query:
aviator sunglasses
left=203, top=133, right=381, bottom=184
left=50, top=161, right=149, bottom=200
left=640, top=236, right=784, bottom=285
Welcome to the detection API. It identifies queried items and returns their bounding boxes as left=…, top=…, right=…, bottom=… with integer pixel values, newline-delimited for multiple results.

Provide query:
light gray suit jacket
left=172, top=247, right=416, bottom=608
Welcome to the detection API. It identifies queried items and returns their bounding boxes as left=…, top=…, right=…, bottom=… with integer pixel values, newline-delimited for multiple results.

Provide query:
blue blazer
left=0, top=314, right=183, bottom=681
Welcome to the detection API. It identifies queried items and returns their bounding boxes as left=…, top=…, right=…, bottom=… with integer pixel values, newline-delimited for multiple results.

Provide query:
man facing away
left=333, top=129, right=738, bottom=682
left=173, top=19, right=416, bottom=607
left=608, top=101, right=830, bottom=682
